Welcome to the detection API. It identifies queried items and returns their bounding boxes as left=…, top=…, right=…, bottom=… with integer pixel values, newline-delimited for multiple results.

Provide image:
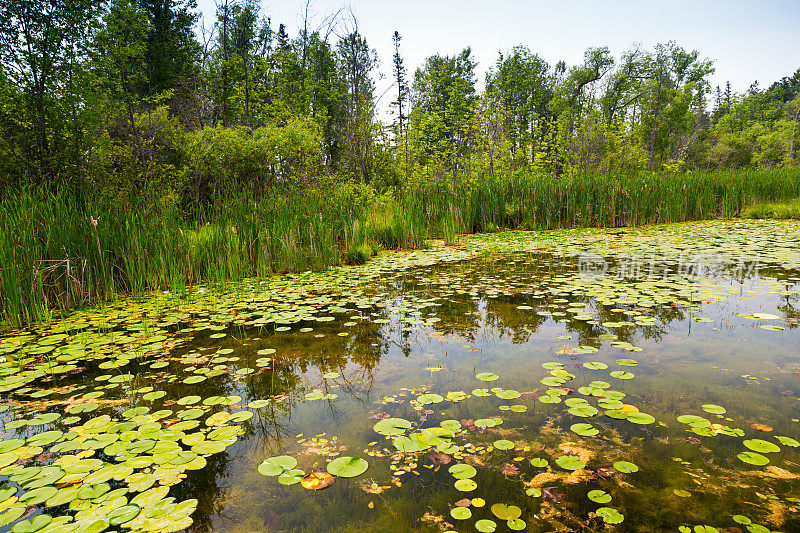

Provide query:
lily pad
left=571, top=423, right=599, bottom=436
left=588, top=489, right=612, bottom=503
left=326, top=456, right=368, bottom=478
left=490, top=503, right=521, bottom=520
left=613, top=461, right=639, bottom=473
left=737, top=451, right=769, bottom=466
left=474, top=519, right=497, bottom=532
left=743, top=439, right=780, bottom=453
left=373, top=418, right=412, bottom=436
left=258, top=455, right=298, bottom=476
left=555, top=455, right=585, bottom=470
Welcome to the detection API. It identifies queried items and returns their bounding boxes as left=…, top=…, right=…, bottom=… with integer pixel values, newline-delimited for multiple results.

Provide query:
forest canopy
left=0, top=0, right=798, bottom=208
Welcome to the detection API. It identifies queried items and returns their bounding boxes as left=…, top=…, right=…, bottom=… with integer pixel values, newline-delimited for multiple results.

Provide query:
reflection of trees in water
left=174, top=252, right=794, bottom=531
left=175, top=317, right=390, bottom=531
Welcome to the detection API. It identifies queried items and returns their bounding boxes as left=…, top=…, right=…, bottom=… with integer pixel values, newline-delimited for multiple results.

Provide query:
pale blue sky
left=195, top=0, right=800, bottom=120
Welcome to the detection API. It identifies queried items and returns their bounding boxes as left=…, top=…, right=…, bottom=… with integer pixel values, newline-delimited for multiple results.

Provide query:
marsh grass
left=741, top=197, right=800, bottom=219
left=1, top=168, right=799, bottom=327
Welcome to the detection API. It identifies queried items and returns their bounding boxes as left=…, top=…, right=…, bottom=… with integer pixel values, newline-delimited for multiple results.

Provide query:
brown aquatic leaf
left=541, top=487, right=564, bottom=504
left=300, top=470, right=336, bottom=490
left=428, top=453, right=451, bottom=467
left=459, top=419, right=478, bottom=431
left=455, top=499, right=471, bottom=507
left=750, top=423, right=773, bottom=432
left=593, top=468, right=615, bottom=480
left=500, top=463, right=520, bottom=476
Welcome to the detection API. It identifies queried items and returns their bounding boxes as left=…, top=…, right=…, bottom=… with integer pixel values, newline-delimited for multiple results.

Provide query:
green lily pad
left=476, top=372, right=499, bottom=382
left=507, top=518, right=526, bottom=530
left=450, top=507, right=472, bottom=520
left=278, top=469, right=305, bottom=485
left=474, top=519, right=497, bottom=532
left=374, top=418, right=412, bottom=436
left=449, top=463, right=477, bottom=479
left=626, top=412, right=656, bottom=425
left=454, top=478, right=477, bottom=491
left=258, top=455, right=298, bottom=476
left=571, top=423, right=599, bottom=436
left=326, top=456, right=368, bottom=478
left=588, top=489, right=612, bottom=503
left=702, top=404, right=726, bottom=414
left=613, top=461, right=639, bottom=473
left=596, top=506, right=624, bottom=524
left=776, top=436, right=800, bottom=447
left=610, top=370, right=634, bottom=380
left=490, top=503, right=521, bottom=520
left=10, top=514, right=52, bottom=533
left=743, top=439, right=780, bottom=453
left=737, top=451, right=770, bottom=465
left=555, top=455, right=585, bottom=470
left=493, top=439, right=515, bottom=450
left=108, top=505, right=141, bottom=525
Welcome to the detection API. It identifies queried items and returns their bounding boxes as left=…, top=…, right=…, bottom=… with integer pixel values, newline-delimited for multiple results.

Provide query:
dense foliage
left=0, top=1, right=798, bottom=199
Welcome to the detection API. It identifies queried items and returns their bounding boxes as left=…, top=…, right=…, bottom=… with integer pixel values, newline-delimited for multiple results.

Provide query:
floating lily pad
left=326, top=456, right=368, bottom=478
left=258, top=455, right=298, bottom=476
left=555, top=455, right=585, bottom=470
left=596, top=506, right=624, bottom=524
left=571, top=423, right=599, bottom=436
left=610, top=370, right=635, bottom=380
left=737, top=451, right=769, bottom=466
left=474, top=519, right=497, bottom=532
left=449, top=463, right=477, bottom=479
left=454, top=478, right=477, bottom=492
left=702, top=404, right=726, bottom=414
left=374, top=418, right=412, bottom=436
left=493, top=439, right=514, bottom=450
left=588, top=489, right=612, bottom=503
left=507, top=518, right=526, bottom=530
left=490, top=503, right=521, bottom=520
left=743, top=439, right=780, bottom=453
left=278, top=468, right=305, bottom=485
left=450, top=507, right=472, bottom=520
left=613, top=461, right=639, bottom=473
left=476, top=372, right=500, bottom=382
left=626, top=412, right=656, bottom=425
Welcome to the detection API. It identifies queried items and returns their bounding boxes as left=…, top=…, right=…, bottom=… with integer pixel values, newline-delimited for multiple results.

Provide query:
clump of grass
left=741, top=198, right=800, bottom=219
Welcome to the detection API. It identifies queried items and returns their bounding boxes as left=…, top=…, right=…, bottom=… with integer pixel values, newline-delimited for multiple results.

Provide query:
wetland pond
left=2, top=220, right=800, bottom=533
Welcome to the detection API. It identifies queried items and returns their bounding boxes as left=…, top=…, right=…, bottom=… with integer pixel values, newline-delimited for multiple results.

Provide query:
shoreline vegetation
left=2, top=168, right=799, bottom=328
left=1, top=2, right=799, bottom=328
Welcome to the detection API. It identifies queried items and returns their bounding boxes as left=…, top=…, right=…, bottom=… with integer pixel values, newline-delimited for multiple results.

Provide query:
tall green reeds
left=1, top=168, right=799, bottom=328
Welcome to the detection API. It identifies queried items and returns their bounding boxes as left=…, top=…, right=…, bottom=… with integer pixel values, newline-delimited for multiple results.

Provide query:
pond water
left=1, top=221, right=800, bottom=533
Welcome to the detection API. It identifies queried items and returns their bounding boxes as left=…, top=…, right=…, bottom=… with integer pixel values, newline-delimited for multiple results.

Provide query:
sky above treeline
left=195, top=0, right=800, bottom=121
